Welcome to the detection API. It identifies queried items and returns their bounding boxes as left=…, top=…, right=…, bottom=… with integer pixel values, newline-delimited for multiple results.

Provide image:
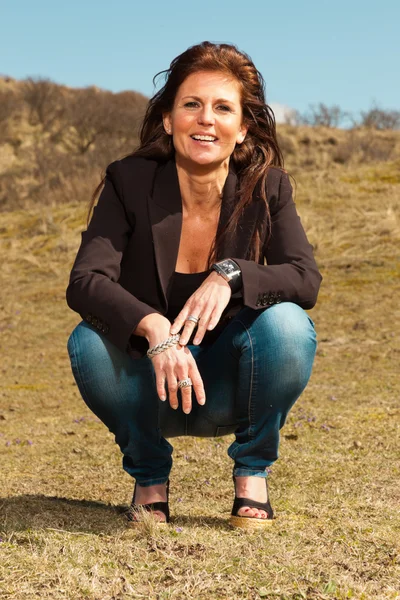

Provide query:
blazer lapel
left=148, top=160, right=182, bottom=310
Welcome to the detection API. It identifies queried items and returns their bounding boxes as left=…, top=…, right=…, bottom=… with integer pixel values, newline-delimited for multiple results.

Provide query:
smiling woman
left=162, top=72, right=247, bottom=170
left=66, top=41, right=322, bottom=529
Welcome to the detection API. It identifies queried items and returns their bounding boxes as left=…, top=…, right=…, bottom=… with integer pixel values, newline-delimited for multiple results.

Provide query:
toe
left=238, top=506, right=261, bottom=518
left=236, top=506, right=271, bottom=520
left=153, top=510, right=166, bottom=523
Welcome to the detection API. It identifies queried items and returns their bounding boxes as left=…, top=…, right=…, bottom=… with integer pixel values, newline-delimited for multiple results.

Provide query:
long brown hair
left=89, top=41, right=284, bottom=263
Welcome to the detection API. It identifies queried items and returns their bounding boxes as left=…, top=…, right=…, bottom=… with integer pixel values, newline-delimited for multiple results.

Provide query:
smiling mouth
left=190, top=135, right=218, bottom=142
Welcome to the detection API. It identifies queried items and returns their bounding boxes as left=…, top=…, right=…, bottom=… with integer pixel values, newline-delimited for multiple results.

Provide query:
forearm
left=133, top=313, right=172, bottom=346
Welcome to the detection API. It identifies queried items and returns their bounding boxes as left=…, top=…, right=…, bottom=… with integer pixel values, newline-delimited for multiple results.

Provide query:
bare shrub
left=22, top=77, right=67, bottom=132
left=0, top=89, right=23, bottom=142
left=111, top=90, right=148, bottom=138
left=296, top=103, right=351, bottom=128
left=360, top=105, right=400, bottom=130
left=0, top=164, right=31, bottom=210
left=91, top=90, right=147, bottom=160
left=60, top=87, right=114, bottom=154
left=60, top=87, right=147, bottom=155
left=0, top=89, right=15, bottom=123
left=0, top=82, right=146, bottom=211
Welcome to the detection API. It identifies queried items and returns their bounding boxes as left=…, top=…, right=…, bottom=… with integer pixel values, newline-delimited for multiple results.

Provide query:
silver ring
left=178, top=377, right=193, bottom=389
left=186, top=315, right=200, bottom=324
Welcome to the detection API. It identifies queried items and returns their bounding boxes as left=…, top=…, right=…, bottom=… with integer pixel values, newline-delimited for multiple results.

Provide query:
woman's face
left=163, top=70, right=248, bottom=169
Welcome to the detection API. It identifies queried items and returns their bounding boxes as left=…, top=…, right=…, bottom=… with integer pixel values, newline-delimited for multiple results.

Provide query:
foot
left=234, top=476, right=270, bottom=520
left=131, top=482, right=168, bottom=523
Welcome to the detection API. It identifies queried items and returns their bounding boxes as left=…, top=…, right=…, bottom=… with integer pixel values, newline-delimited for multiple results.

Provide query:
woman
left=66, top=41, right=321, bottom=529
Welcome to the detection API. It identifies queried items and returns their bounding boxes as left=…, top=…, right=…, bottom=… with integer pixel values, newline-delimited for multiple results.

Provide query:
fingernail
left=160, top=395, right=166, bottom=402
left=199, top=399, right=205, bottom=405
left=172, top=405, right=178, bottom=410
left=183, top=407, right=191, bottom=414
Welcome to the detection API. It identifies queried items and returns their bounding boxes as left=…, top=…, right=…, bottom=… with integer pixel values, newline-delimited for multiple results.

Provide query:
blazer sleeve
left=233, top=170, right=322, bottom=310
left=66, top=161, right=161, bottom=352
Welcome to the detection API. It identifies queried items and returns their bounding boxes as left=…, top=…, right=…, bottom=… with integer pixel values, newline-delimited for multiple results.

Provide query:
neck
left=175, top=156, right=230, bottom=212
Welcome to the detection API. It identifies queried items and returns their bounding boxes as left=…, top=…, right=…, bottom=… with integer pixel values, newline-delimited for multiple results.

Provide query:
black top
left=166, top=270, right=243, bottom=346
left=166, top=270, right=209, bottom=324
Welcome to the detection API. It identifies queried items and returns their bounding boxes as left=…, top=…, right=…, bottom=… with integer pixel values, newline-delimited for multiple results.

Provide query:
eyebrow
left=181, top=95, right=235, bottom=104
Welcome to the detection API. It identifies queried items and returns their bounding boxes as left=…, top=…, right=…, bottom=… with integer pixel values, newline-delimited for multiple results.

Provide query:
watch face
left=221, top=260, right=236, bottom=274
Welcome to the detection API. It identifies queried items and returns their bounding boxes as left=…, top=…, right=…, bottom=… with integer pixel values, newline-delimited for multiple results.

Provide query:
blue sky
left=1, top=0, right=399, bottom=120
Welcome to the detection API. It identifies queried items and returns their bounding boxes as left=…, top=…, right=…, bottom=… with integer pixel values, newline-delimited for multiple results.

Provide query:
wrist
left=133, top=313, right=171, bottom=344
left=211, top=258, right=242, bottom=293
left=208, top=270, right=230, bottom=287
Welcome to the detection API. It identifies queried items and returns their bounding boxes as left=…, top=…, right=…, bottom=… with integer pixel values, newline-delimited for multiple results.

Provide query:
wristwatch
left=211, top=259, right=243, bottom=293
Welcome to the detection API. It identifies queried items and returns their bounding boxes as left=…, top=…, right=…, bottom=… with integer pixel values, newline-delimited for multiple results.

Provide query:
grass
left=0, top=155, right=399, bottom=599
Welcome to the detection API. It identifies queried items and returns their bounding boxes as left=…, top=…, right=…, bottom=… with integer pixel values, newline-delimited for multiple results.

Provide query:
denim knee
left=236, top=302, right=317, bottom=401
left=259, top=302, right=316, bottom=380
left=68, top=321, right=117, bottom=367
left=66, top=321, right=136, bottom=430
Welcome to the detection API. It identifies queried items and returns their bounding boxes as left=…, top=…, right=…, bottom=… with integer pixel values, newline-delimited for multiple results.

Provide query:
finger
left=189, top=365, right=206, bottom=406
left=192, top=310, right=214, bottom=345
left=178, top=318, right=198, bottom=346
left=155, top=372, right=167, bottom=401
left=166, top=371, right=179, bottom=410
left=206, top=306, right=222, bottom=331
left=179, top=383, right=192, bottom=414
left=175, top=362, right=192, bottom=414
left=170, top=306, right=190, bottom=335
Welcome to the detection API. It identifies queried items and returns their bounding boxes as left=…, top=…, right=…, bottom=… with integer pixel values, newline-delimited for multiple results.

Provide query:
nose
left=198, top=104, right=215, bottom=126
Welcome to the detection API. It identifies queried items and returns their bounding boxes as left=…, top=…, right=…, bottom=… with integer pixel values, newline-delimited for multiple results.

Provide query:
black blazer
left=66, top=156, right=322, bottom=358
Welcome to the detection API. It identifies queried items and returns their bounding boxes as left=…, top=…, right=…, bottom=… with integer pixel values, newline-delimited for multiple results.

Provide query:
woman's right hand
left=133, top=313, right=206, bottom=413
left=151, top=344, right=205, bottom=414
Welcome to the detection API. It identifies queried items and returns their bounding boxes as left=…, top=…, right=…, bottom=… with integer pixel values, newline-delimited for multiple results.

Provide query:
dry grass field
left=0, top=130, right=399, bottom=599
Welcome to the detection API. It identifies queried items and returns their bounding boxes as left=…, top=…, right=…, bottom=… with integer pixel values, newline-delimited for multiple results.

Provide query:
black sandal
left=230, top=478, right=274, bottom=529
left=127, top=480, right=170, bottom=525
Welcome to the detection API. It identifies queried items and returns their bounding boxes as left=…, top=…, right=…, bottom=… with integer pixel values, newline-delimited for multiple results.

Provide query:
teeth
left=192, top=135, right=217, bottom=141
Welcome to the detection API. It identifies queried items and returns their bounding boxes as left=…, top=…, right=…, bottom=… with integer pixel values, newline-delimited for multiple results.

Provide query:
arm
left=66, top=162, right=161, bottom=353
left=234, top=170, right=322, bottom=310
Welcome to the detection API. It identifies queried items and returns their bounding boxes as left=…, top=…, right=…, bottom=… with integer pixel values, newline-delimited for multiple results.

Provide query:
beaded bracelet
left=147, top=334, right=180, bottom=359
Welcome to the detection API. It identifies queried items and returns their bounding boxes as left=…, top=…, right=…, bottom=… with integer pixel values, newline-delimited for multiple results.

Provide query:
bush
left=332, top=132, right=396, bottom=164
left=296, top=103, right=351, bottom=128
left=360, top=106, right=400, bottom=130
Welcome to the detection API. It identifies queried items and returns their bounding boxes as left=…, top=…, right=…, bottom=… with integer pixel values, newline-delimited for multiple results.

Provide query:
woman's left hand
left=170, top=271, right=231, bottom=345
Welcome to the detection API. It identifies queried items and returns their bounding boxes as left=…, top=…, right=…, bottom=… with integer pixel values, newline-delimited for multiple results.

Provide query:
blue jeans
left=67, top=303, right=317, bottom=487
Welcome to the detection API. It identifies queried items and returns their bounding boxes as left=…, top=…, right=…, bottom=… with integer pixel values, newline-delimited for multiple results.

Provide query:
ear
left=163, top=113, right=172, bottom=135
left=236, top=121, right=248, bottom=145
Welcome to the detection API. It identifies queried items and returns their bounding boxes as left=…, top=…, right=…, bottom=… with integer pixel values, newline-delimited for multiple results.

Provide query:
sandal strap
left=232, top=496, right=274, bottom=519
left=129, top=479, right=170, bottom=522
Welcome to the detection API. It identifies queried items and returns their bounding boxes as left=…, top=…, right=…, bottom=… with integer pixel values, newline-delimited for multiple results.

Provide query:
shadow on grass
left=0, top=494, right=128, bottom=535
left=0, top=495, right=231, bottom=534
